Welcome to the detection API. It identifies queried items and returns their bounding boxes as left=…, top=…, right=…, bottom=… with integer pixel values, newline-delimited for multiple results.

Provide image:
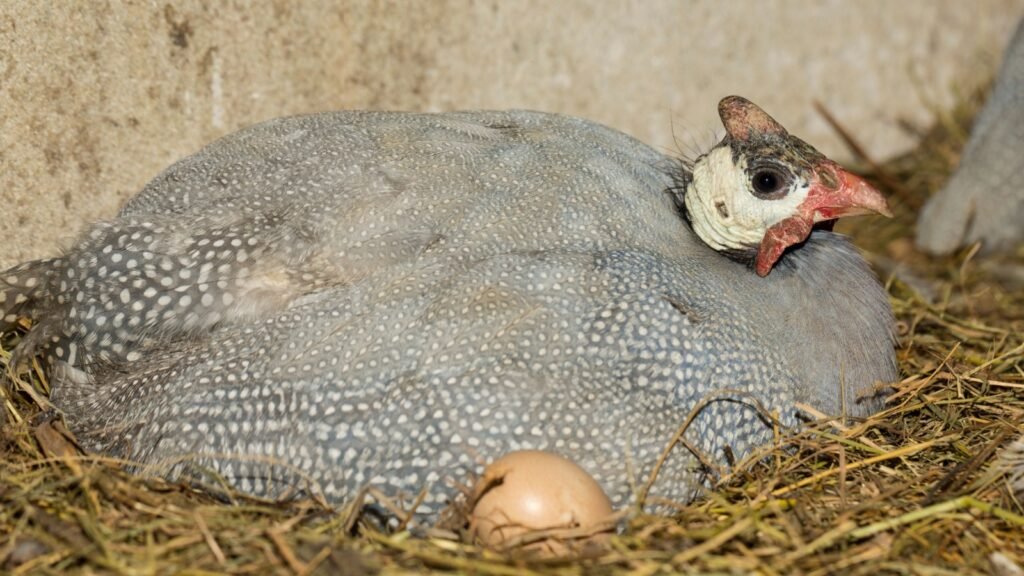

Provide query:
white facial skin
left=685, top=147, right=810, bottom=253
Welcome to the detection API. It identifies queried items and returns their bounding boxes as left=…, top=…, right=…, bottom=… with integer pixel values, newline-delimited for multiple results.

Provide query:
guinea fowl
left=917, top=18, right=1024, bottom=254
left=0, top=96, right=896, bottom=516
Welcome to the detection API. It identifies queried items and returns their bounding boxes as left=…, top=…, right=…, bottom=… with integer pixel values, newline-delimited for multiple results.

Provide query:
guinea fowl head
left=684, top=96, right=892, bottom=276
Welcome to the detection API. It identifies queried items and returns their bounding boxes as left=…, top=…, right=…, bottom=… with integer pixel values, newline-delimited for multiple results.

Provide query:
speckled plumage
left=1, top=109, right=896, bottom=517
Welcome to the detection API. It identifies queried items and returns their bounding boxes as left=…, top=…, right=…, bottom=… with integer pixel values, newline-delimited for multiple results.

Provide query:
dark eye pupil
left=752, top=171, right=782, bottom=194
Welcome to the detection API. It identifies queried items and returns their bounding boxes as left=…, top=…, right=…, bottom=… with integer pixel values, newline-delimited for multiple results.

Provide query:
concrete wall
left=2, top=0, right=1022, bottom=268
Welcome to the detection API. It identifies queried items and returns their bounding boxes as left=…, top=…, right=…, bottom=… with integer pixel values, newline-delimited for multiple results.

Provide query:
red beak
left=754, top=163, right=891, bottom=277
left=805, top=164, right=893, bottom=221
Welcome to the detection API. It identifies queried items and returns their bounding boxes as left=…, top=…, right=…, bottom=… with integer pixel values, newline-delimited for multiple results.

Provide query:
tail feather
left=1, top=258, right=63, bottom=371
left=1, top=258, right=61, bottom=330
left=9, top=316, right=63, bottom=372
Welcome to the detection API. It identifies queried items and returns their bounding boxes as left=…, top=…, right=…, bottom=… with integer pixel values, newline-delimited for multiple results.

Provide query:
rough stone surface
left=0, top=109, right=897, bottom=516
left=917, top=19, right=1024, bottom=254
left=2, top=1, right=1022, bottom=268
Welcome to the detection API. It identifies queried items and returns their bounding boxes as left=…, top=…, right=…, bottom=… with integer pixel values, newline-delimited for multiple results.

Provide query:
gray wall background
left=2, top=1, right=1022, bottom=268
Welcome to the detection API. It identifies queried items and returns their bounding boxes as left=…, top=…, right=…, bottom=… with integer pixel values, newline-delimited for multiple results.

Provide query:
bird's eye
left=750, top=169, right=788, bottom=196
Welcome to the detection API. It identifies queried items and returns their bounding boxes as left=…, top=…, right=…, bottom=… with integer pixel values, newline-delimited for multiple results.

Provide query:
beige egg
left=469, top=450, right=615, bottom=556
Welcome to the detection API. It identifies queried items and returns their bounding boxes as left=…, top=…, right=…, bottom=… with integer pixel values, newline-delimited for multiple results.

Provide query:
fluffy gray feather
left=1, top=109, right=896, bottom=517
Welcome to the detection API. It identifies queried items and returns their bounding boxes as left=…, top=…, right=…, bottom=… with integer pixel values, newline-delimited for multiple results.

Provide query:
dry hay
left=2, top=85, right=1023, bottom=575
